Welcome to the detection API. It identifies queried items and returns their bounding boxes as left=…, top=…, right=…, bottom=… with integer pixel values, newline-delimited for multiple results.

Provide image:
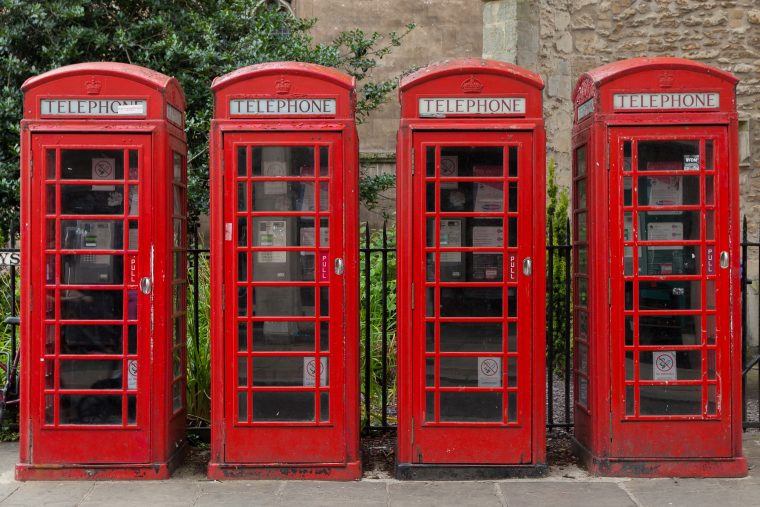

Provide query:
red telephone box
left=396, top=59, right=546, bottom=479
left=571, top=57, right=747, bottom=477
left=208, top=62, right=360, bottom=480
left=18, top=63, right=188, bottom=479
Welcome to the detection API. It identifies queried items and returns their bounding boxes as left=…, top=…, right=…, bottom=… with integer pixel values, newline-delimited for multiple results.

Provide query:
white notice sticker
left=478, top=357, right=502, bottom=387
left=117, top=104, right=146, bottom=115
left=92, top=158, right=116, bottom=191
left=653, top=351, right=677, bottom=381
left=127, top=359, right=138, bottom=389
left=303, top=357, right=328, bottom=387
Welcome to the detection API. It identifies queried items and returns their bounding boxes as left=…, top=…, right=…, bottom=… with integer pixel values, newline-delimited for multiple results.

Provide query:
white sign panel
left=166, top=104, right=183, bottom=126
left=653, top=351, right=677, bottom=381
left=127, top=359, right=138, bottom=389
left=40, top=99, right=147, bottom=116
left=419, top=97, right=526, bottom=117
left=613, top=92, right=719, bottom=111
left=478, top=357, right=501, bottom=387
left=230, top=98, right=336, bottom=116
left=0, top=252, right=20, bottom=266
left=303, top=357, right=328, bottom=387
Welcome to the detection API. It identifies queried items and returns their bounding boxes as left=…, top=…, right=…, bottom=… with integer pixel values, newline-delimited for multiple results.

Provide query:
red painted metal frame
left=571, top=57, right=747, bottom=477
left=18, top=63, right=187, bottom=480
left=208, top=62, right=360, bottom=480
left=396, top=59, right=546, bottom=475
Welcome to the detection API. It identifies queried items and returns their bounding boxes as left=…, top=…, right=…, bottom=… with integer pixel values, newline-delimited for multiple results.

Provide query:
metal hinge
left=30, top=158, right=33, bottom=178
left=411, top=148, right=415, bottom=175
left=411, top=282, right=414, bottom=310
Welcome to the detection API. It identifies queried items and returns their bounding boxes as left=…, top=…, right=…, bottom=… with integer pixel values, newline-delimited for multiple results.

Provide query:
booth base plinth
left=15, top=442, right=188, bottom=481
left=395, top=463, right=547, bottom=481
left=572, top=437, right=748, bottom=478
left=207, top=460, right=362, bottom=481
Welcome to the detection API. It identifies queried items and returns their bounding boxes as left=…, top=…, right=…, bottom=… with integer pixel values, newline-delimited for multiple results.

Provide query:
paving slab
left=82, top=481, right=201, bottom=507
left=1, top=481, right=93, bottom=507
left=624, top=477, right=759, bottom=507
left=196, top=480, right=283, bottom=507
left=499, top=481, right=635, bottom=507
left=388, top=481, right=502, bottom=507
left=279, top=481, right=387, bottom=507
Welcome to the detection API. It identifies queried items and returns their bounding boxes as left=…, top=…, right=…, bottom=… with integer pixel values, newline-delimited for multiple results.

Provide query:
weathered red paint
left=208, top=62, right=360, bottom=480
left=18, top=63, right=188, bottom=480
left=396, top=59, right=546, bottom=477
left=571, top=57, right=747, bottom=477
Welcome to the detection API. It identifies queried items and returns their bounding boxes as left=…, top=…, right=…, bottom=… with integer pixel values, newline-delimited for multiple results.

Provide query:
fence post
left=564, top=218, right=571, bottom=425
left=363, top=224, right=371, bottom=431
left=546, top=217, right=555, bottom=428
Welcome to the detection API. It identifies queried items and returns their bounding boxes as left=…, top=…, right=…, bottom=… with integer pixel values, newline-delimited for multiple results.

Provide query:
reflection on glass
left=128, top=221, right=138, bottom=250
left=130, top=150, right=139, bottom=180
left=61, top=290, right=123, bottom=319
left=440, top=392, right=502, bottom=422
left=576, top=145, right=587, bottom=177
left=60, top=395, right=122, bottom=424
left=425, top=146, right=436, bottom=177
left=319, top=146, right=329, bottom=176
left=639, top=315, right=701, bottom=346
left=507, top=392, right=517, bottom=422
left=237, top=146, right=247, bottom=177
left=251, top=392, right=314, bottom=421
left=638, top=140, right=699, bottom=172
left=320, top=392, right=329, bottom=422
left=238, top=357, right=248, bottom=386
left=624, top=176, right=632, bottom=206
left=46, top=255, right=55, bottom=284
left=61, top=150, right=124, bottom=180
left=61, top=185, right=124, bottom=215
left=129, top=186, right=139, bottom=215
left=251, top=181, right=328, bottom=212
left=429, top=182, right=503, bottom=213
left=623, top=141, right=632, bottom=172
left=576, top=179, right=586, bottom=209
left=640, top=385, right=701, bottom=415
left=508, top=146, right=518, bottom=177
left=577, top=212, right=587, bottom=241
left=46, top=149, right=56, bottom=179
left=705, top=140, right=714, bottom=171
left=579, top=378, right=588, bottom=407
left=508, top=322, right=517, bottom=352
left=438, top=357, right=500, bottom=387
left=47, top=185, right=55, bottom=213
left=60, top=325, right=122, bottom=354
left=238, top=391, right=248, bottom=422
left=61, top=220, right=123, bottom=250
left=173, top=152, right=182, bottom=181
left=425, top=391, right=435, bottom=422
left=638, top=245, right=700, bottom=275
left=252, top=146, right=315, bottom=177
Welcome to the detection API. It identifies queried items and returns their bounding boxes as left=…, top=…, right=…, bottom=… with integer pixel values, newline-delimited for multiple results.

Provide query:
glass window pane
left=637, top=245, right=700, bottom=276
left=439, top=322, right=502, bottom=352
left=173, top=152, right=182, bottom=181
left=640, top=385, right=701, bottom=415
left=61, top=254, right=123, bottom=284
left=705, top=140, right=714, bottom=170
left=61, top=290, right=123, bottom=319
left=508, top=146, right=518, bottom=177
left=60, top=325, right=122, bottom=354
left=638, top=212, right=701, bottom=241
left=60, top=220, right=123, bottom=250
left=426, top=146, right=436, bottom=177
left=439, top=146, right=503, bottom=178
left=60, top=395, right=122, bottom=424
left=435, top=183, right=503, bottom=213
left=440, top=392, right=502, bottom=422
left=439, top=287, right=502, bottom=317
left=61, top=150, right=124, bottom=180
left=237, top=146, right=247, bottom=177
left=252, top=287, right=313, bottom=316
left=576, top=145, right=587, bottom=177
left=639, top=350, right=701, bottom=381
left=637, top=176, right=700, bottom=206
left=251, top=181, right=328, bottom=212
left=639, top=281, right=701, bottom=310
left=129, top=150, right=139, bottom=180
left=638, top=140, right=699, bottom=172
left=252, top=146, right=315, bottom=177
left=638, top=315, right=702, bottom=346
left=129, top=186, right=139, bottom=216
left=438, top=357, right=501, bottom=387
left=576, top=179, right=586, bottom=209
left=46, top=149, right=56, bottom=179
left=319, top=146, right=329, bottom=176
left=60, top=360, right=122, bottom=389
left=251, top=391, right=314, bottom=422
left=61, top=185, right=124, bottom=215
left=252, top=321, right=316, bottom=351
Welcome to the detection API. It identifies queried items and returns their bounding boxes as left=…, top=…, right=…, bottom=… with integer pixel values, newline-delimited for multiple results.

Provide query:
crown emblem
left=461, top=75, right=483, bottom=94
left=275, top=76, right=292, bottom=95
left=85, top=77, right=102, bottom=95
left=659, top=72, right=674, bottom=88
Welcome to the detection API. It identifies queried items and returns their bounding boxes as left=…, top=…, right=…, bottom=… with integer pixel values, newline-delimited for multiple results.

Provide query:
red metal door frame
left=608, top=125, right=731, bottom=458
left=221, top=131, right=346, bottom=464
left=410, top=130, right=534, bottom=464
left=30, top=133, right=152, bottom=464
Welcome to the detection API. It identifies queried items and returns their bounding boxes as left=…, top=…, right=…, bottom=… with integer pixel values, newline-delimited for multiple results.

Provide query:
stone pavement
left=0, top=434, right=757, bottom=506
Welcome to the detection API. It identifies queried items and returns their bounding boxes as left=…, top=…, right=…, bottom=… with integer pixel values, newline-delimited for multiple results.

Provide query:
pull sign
left=706, top=246, right=715, bottom=275
left=319, top=253, right=331, bottom=281
left=507, top=253, right=518, bottom=282
left=127, top=254, right=138, bottom=284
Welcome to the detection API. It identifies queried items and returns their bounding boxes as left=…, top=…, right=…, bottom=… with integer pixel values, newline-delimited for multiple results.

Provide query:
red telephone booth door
left=222, top=132, right=346, bottom=463
left=609, top=126, right=732, bottom=458
left=30, top=133, right=152, bottom=464
left=411, top=131, right=534, bottom=464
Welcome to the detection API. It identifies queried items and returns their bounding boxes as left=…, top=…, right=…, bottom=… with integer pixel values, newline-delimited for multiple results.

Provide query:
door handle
left=139, top=277, right=153, bottom=295
left=523, top=257, right=532, bottom=276
left=334, top=258, right=345, bottom=276
left=719, top=251, right=729, bottom=269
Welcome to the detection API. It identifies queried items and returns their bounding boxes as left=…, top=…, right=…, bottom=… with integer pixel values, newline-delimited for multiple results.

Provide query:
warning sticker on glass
left=653, top=351, right=677, bottom=381
left=92, top=158, right=116, bottom=191
left=303, top=357, right=328, bottom=387
left=478, top=357, right=501, bottom=387
left=440, top=156, right=458, bottom=189
left=127, top=359, right=138, bottom=389
left=257, top=220, right=286, bottom=263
